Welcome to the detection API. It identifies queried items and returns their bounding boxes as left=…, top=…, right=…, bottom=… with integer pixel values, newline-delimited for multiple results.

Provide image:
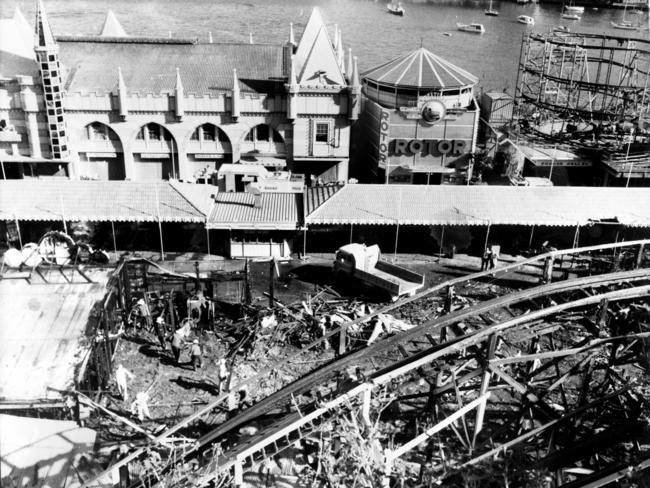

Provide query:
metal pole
left=548, top=144, right=557, bottom=183
left=155, top=185, right=165, bottom=260
left=394, top=188, right=402, bottom=262
left=394, top=221, right=400, bottom=262
left=625, top=138, right=634, bottom=188
left=483, top=222, right=491, bottom=255
left=206, top=224, right=211, bottom=256
left=349, top=223, right=353, bottom=243
left=111, top=221, right=117, bottom=256
left=302, top=226, right=307, bottom=259
left=0, top=158, right=5, bottom=179
left=14, top=214, right=23, bottom=249
left=439, top=225, right=445, bottom=258
left=528, top=224, right=535, bottom=249
left=59, top=191, right=68, bottom=234
left=573, top=223, right=580, bottom=249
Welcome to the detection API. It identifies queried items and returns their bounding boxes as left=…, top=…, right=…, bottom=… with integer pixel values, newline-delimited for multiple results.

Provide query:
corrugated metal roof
left=305, top=185, right=650, bottom=227
left=207, top=192, right=301, bottom=230
left=0, top=180, right=206, bottom=222
left=305, top=184, right=343, bottom=215
left=362, top=47, right=478, bottom=89
left=59, top=41, right=286, bottom=94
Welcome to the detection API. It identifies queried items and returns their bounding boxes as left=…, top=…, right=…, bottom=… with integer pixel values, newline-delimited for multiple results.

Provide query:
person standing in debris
left=131, top=391, right=152, bottom=422
left=481, top=245, right=495, bottom=271
left=136, top=298, right=152, bottom=331
left=115, top=364, right=134, bottom=403
left=171, top=329, right=184, bottom=365
left=154, top=316, right=167, bottom=350
left=217, top=358, right=230, bottom=393
left=189, top=339, right=203, bottom=371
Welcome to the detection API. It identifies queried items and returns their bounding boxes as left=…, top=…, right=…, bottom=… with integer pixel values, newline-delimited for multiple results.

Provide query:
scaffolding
left=515, top=31, right=650, bottom=138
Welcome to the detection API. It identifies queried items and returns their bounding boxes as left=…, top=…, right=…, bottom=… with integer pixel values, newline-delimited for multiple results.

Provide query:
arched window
left=244, top=124, right=283, bottom=143
left=190, top=124, right=229, bottom=143
left=85, top=122, right=119, bottom=141
left=137, top=123, right=172, bottom=141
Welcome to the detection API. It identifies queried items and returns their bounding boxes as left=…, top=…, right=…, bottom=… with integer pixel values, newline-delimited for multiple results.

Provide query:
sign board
left=390, top=139, right=467, bottom=157
left=378, top=108, right=390, bottom=167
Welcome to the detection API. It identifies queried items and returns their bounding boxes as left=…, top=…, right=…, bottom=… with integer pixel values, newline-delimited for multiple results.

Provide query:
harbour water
left=2, top=0, right=648, bottom=91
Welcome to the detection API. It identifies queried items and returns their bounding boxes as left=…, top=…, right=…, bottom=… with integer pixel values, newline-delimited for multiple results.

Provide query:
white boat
left=611, top=3, right=637, bottom=29
left=564, top=5, right=585, bottom=12
left=456, top=22, right=486, bottom=33
left=517, top=15, right=535, bottom=24
left=485, top=0, right=499, bottom=16
left=387, top=2, right=405, bottom=16
left=611, top=20, right=638, bottom=28
left=561, top=12, right=581, bottom=19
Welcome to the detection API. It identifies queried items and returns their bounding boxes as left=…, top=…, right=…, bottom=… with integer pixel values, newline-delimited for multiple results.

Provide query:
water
left=3, top=0, right=648, bottom=91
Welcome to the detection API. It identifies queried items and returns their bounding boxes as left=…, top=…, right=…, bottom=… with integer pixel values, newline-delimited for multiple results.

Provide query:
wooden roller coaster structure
left=82, top=239, right=650, bottom=488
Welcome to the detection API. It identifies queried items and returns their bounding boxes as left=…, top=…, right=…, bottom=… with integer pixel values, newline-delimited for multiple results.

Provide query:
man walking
left=154, top=316, right=167, bottom=350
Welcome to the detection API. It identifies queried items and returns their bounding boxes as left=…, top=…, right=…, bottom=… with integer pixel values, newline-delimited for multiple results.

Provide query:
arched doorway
left=187, top=123, right=232, bottom=182
left=241, top=124, right=286, bottom=167
left=79, top=122, right=125, bottom=180
left=133, top=123, right=178, bottom=180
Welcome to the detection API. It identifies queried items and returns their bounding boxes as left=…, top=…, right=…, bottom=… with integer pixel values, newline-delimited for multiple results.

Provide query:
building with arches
left=0, top=3, right=359, bottom=184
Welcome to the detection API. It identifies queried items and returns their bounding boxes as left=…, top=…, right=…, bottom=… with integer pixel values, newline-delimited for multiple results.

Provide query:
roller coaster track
left=81, top=240, right=650, bottom=488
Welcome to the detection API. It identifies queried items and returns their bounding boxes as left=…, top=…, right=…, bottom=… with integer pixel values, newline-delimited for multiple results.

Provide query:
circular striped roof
left=362, top=47, right=478, bottom=89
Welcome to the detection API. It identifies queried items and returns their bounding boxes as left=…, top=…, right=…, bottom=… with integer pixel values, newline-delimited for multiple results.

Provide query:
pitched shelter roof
left=0, top=9, right=37, bottom=77
left=207, top=192, right=302, bottom=230
left=362, top=47, right=478, bottom=89
left=58, top=41, right=287, bottom=94
left=0, top=180, right=207, bottom=222
left=305, top=184, right=650, bottom=227
left=100, top=10, right=127, bottom=37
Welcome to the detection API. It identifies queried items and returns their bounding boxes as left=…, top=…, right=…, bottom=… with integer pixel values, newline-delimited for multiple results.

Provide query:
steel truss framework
left=515, top=32, right=650, bottom=136
left=80, top=240, right=650, bottom=488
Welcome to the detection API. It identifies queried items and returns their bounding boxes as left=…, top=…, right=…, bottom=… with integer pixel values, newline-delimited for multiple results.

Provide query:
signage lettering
left=378, top=109, right=390, bottom=165
left=390, top=139, right=467, bottom=157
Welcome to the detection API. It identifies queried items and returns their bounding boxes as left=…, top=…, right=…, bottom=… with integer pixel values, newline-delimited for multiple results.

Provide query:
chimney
left=249, top=184, right=262, bottom=208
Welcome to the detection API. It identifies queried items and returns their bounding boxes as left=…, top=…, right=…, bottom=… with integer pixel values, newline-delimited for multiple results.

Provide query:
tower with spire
left=34, top=0, right=69, bottom=160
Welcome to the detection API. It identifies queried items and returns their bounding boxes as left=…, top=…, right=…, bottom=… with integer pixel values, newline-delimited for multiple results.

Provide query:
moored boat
left=561, top=12, right=581, bottom=20
left=564, top=5, right=584, bottom=12
left=517, top=15, right=535, bottom=24
left=456, top=22, right=486, bottom=33
left=611, top=20, right=637, bottom=29
left=387, top=2, right=405, bottom=16
left=485, top=0, right=499, bottom=16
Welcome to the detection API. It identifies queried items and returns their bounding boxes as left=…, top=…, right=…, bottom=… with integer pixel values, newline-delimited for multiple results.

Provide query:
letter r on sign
left=393, top=139, right=408, bottom=155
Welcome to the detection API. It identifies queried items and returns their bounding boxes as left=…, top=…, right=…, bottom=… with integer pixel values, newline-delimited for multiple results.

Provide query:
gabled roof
left=100, top=10, right=127, bottom=37
left=362, top=47, right=478, bottom=89
left=58, top=41, right=286, bottom=94
left=306, top=184, right=650, bottom=227
left=0, top=9, right=37, bottom=76
left=294, top=8, right=345, bottom=87
left=207, top=192, right=302, bottom=230
left=0, top=180, right=207, bottom=222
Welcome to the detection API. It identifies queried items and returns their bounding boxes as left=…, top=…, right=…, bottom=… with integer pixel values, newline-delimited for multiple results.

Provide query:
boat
left=611, top=19, right=638, bottom=28
left=485, top=0, right=499, bottom=16
left=611, top=3, right=638, bottom=30
left=563, top=5, right=584, bottom=12
left=517, top=15, right=535, bottom=24
left=553, top=25, right=570, bottom=32
left=387, top=2, right=405, bottom=15
left=561, top=12, right=581, bottom=19
left=456, top=22, right=486, bottom=33
left=516, top=0, right=531, bottom=4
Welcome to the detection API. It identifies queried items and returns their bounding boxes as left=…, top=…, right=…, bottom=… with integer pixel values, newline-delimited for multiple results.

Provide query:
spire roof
left=294, top=8, right=345, bottom=87
left=175, top=67, right=183, bottom=91
left=362, top=47, right=478, bottom=89
left=100, top=10, right=127, bottom=37
left=35, top=0, right=55, bottom=48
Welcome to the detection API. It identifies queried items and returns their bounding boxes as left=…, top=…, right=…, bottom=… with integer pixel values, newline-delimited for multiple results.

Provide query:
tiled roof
left=362, top=47, right=478, bottom=89
left=207, top=192, right=302, bottom=230
left=58, top=41, right=287, bottom=94
left=306, top=184, right=650, bottom=227
left=0, top=180, right=206, bottom=222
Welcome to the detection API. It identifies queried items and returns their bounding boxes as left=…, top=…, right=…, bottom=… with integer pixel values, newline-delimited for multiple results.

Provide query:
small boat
left=456, top=22, right=486, bottom=33
left=564, top=5, right=584, bottom=12
left=443, top=31, right=452, bottom=36
left=553, top=25, right=570, bottom=32
left=611, top=20, right=638, bottom=29
left=485, top=0, right=499, bottom=16
left=387, top=2, right=405, bottom=15
left=517, top=15, right=535, bottom=24
left=561, top=12, right=581, bottom=19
